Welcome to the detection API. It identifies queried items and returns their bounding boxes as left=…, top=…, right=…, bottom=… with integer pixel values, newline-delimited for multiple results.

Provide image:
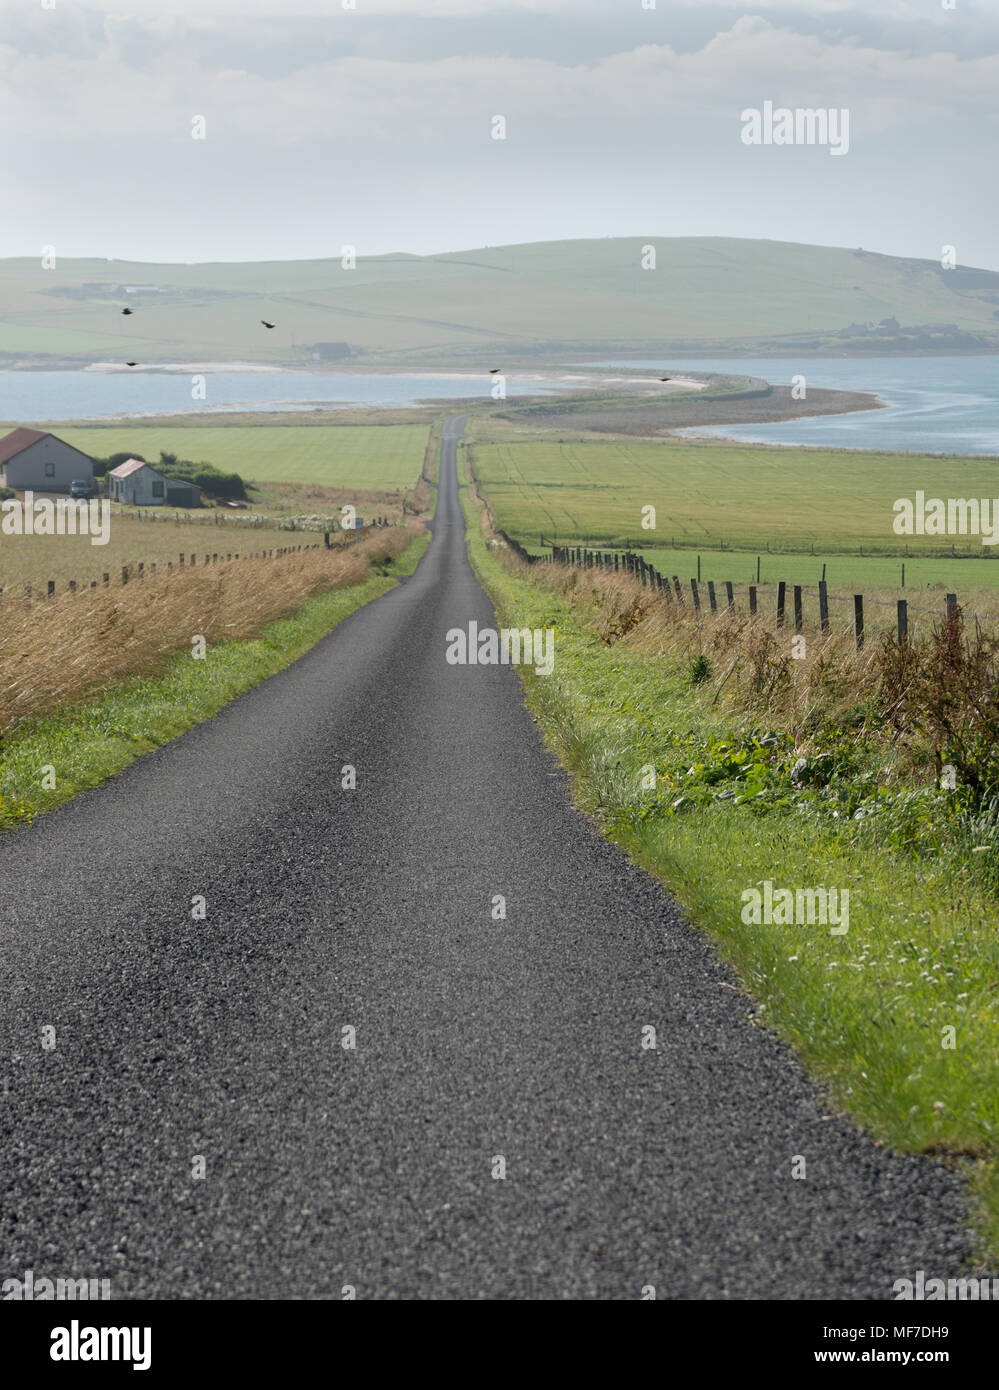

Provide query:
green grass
left=628, top=547, right=999, bottom=593
left=3, top=236, right=998, bottom=362
left=0, top=531, right=430, bottom=830
left=462, top=482, right=999, bottom=1266
left=53, top=423, right=429, bottom=488
left=472, top=435, right=999, bottom=562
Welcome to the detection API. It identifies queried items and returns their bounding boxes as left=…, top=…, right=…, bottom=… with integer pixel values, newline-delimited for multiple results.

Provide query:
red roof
left=0, top=427, right=48, bottom=465
left=109, top=457, right=153, bottom=479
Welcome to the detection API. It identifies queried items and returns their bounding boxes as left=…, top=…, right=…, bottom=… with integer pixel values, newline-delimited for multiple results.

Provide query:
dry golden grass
left=507, top=550, right=892, bottom=729
left=0, top=525, right=419, bottom=734
left=0, top=512, right=310, bottom=593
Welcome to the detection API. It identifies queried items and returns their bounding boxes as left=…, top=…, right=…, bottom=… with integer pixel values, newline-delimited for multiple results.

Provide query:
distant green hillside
left=2, top=237, right=998, bottom=365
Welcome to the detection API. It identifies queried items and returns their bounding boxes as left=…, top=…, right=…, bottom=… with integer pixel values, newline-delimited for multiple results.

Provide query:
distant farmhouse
left=311, top=341, right=352, bottom=361
left=108, top=458, right=201, bottom=508
left=0, top=428, right=94, bottom=493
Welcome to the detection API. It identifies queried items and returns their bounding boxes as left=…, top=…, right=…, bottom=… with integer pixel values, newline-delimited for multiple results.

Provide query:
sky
left=1, top=0, right=997, bottom=267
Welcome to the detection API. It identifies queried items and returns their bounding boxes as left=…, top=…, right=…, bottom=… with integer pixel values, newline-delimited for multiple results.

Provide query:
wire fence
left=0, top=529, right=381, bottom=604
left=537, top=542, right=986, bottom=650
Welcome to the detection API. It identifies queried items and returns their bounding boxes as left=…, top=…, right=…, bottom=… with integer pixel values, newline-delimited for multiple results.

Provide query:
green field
left=2, top=236, right=998, bottom=363
left=639, top=548, right=999, bottom=594
left=472, top=436, right=999, bottom=560
left=53, top=423, right=429, bottom=488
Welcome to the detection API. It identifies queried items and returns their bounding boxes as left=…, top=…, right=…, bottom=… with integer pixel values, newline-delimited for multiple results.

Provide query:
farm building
left=0, top=428, right=95, bottom=493
left=107, top=458, right=169, bottom=506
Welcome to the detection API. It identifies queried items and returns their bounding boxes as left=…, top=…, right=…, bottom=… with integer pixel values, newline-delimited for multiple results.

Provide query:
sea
left=0, top=370, right=567, bottom=422
left=596, top=356, right=999, bottom=457
left=0, top=357, right=997, bottom=457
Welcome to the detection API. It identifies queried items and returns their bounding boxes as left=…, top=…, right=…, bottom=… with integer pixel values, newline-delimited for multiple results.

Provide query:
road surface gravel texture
left=0, top=414, right=970, bottom=1299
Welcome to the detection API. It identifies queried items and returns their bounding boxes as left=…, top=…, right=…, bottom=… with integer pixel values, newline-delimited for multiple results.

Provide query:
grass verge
left=460, top=473, right=999, bottom=1267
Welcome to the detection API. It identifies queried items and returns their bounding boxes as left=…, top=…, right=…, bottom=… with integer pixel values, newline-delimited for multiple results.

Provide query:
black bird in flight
left=659, top=376, right=671, bottom=381
left=125, top=361, right=138, bottom=367
left=261, top=320, right=276, bottom=329
left=489, top=368, right=500, bottom=373
left=121, top=306, right=133, bottom=315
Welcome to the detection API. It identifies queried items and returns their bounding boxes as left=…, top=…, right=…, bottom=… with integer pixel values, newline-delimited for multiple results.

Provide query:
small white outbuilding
left=107, top=458, right=169, bottom=506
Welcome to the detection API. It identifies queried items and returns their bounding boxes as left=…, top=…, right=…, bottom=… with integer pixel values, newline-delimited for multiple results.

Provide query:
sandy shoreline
left=72, top=362, right=709, bottom=392
left=82, top=361, right=290, bottom=374
left=536, top=385, right=885, bottom=438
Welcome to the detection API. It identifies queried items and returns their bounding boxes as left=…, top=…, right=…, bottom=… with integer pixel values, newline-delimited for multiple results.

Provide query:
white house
left=0, top=428, right=95, bottom=493
left=107, top=458, right=168, bottom=506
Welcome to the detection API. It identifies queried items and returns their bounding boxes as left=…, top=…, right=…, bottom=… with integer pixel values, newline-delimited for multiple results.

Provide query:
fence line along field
left=541, top=542, right=999, bottom=641
left=469, top=435, right=999, bottom=563
left=525, top=543, right=999, bottom=595
left=0, top=512, right=327, bottom=592
left=54, top=423, right=430, bottom=488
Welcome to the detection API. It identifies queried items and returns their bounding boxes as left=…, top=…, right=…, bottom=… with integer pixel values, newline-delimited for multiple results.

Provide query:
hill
left=2, top=237, right=998, bottom=366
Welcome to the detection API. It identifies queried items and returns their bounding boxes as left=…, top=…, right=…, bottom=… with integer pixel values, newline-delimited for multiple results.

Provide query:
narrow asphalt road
left=0, top=415, right=969, bottom=1299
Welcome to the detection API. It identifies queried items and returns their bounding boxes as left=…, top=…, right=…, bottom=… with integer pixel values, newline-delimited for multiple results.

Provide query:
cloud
left=3, top=14, right=995, bottom=145
left=2, top=5, right=996, bottom=264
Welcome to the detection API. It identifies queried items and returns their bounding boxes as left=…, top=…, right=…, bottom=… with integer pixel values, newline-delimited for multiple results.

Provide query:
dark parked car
left=70, top=479, right=95, bottom=499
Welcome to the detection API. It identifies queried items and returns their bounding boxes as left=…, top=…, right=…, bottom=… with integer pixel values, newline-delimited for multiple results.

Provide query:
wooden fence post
left=818, top=580, right=829, bottom=634
left=749, top=584, right=757, bottom=614
left=793, top=585, right=803, bottom=633
left=776, top=580, right=786, bottom=628
left=690, top=578, right=700, bottom=611
left=725, top=581, right=734, bottom=613
left=707, top=580, right=717, bottom=612
left=673, top=576, right=683, bottom=604
left=854, top=594, right=864, bottom=651
left=897, top=599, right=908, bottom=644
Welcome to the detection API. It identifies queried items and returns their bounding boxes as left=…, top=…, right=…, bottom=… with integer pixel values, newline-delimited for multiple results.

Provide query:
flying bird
left=121, top=307, right=133, bottom=315
left=260, top=320, right=276, bottom=329
left=125, top=361, right=138, bottom=367
left=489, top=368, right=500, bottom=373
left=659, top=376, right=671, bottom=382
